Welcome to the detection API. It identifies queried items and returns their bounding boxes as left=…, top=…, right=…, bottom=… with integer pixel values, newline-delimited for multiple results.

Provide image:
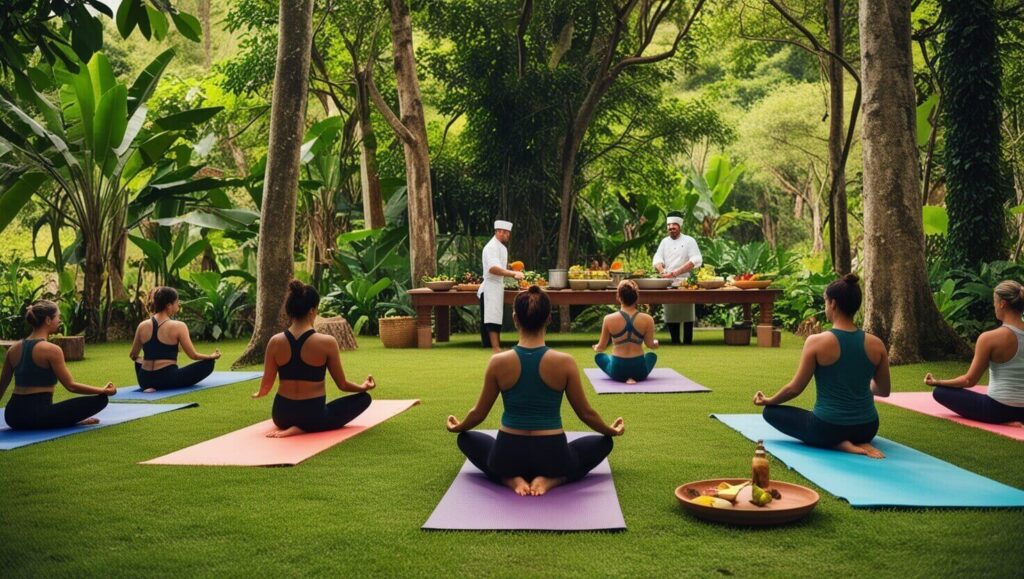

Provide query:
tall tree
left=235, top=0, right=315, bottom=366
left=825, top=0, right=852, bottom=273
left=368, top=0, right=436, bottom=284
left=939, top=0, right=1009, bottom=269
left=858, top=0, right=968, bottom=363
left=554, top=0, right=706, bottom=270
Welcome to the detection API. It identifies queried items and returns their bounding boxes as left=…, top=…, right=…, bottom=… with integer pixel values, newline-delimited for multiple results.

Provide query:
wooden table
left=408, top=288, right=782, bottom=348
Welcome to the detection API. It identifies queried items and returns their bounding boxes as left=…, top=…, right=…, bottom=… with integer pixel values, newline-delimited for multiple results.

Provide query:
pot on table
left=548, top=269, right=568, bottom=289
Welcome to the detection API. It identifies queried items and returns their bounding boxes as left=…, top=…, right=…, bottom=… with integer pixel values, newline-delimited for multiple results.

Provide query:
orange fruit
left=510, top=261, right=525, bottom=271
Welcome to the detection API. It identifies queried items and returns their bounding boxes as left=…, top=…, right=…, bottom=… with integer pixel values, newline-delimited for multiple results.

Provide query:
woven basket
left=379, top=316, right=417, bottom=348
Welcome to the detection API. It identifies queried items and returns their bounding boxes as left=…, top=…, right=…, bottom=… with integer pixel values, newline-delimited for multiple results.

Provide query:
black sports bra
left=142, top=318, right=179, bottom=361
left=278, top=329, right=327, bottom=382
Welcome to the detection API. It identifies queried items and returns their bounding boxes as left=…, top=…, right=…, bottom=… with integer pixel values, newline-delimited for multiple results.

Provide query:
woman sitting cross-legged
left=1, top=301, right=115, bottom=429
left=593, top=279, right=659, bottom=384
left=446, top=285, right=626, bottom=496
left=753, top=274, right=891, bottom=458
left=251, top=280, right=375, bottom=438
left=924, top=280, right=1024, bottom=425
left=129, top=287, right=220, bottom=392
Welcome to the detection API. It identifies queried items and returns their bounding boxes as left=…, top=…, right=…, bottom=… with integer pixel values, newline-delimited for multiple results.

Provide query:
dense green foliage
left=938, top=0, right=1009, bottom=270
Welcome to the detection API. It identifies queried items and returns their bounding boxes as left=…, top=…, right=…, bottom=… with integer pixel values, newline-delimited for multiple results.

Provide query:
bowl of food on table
left=518, top=270, right=549, bottom=289
left=587, top=269, right=613, bottom=290
left=730, top=273, right=773, bottom=289
left=634, top=277, right=674, bottom=290
left=568, top=265, right=589, bottom=290
left=694, top=265, right=726, bottom=289
left=608, top=260, right=626, bottom=283
left=422, top=275, right=456, bottom=292
left=454, top=271, right=482, bottom=292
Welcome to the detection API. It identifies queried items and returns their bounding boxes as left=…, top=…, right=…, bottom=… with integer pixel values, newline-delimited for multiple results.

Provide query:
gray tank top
left=988, top=325, right=1024, bottom=407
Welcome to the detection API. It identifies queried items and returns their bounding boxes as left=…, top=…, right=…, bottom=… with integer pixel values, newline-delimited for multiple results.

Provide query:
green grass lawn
left=1, top=331, right=1022, bottom=577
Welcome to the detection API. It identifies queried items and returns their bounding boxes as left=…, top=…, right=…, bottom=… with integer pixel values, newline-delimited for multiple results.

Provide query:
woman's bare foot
left=503, top=476, right=531, bottom=496
left=78, top=418, right=100, bottom=426
left=856, top=443, right=885, bottom=459
left=530, top=476, right=567, bottom=496
left=625, top=378, right=637, bottom=385
left=266, top=426, right=305, bottom=438
left=835, top=440, right=885, bottom=458
left=143, top=388, right=156, bottom=393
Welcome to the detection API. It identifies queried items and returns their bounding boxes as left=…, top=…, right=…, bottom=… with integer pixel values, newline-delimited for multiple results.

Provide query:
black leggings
left=4, top=392, right=108, bottom=430
left=134, top=359, right=215, bottom=391
left=271, top=392, right=372, bottom=432
left=933, top=387, right=1024, bottom=424
left=457, top=430, right=613, bottom=482
left=763, top=405, right=879, bottom=448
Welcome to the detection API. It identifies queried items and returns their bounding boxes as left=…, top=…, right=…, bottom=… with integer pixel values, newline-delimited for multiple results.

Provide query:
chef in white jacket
left=478, top=220, right=524, bottom=352
left=653, top=211, right=702, bottom=344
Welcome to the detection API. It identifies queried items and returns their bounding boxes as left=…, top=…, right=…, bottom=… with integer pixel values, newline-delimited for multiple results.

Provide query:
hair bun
left=842, top=273, right=859, bottom=285
left=528, top=285, right=541, bottom=294
left=288, top=279, right=306, bottom=293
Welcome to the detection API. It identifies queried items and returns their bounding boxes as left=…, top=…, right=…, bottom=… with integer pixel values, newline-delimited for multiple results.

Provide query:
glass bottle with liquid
left=752, top=440, right=770, bottom=488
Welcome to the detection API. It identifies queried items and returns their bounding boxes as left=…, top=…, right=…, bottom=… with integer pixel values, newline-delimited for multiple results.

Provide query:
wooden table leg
left=415, top=305, right=433, bottom=349
left=756, top=300, right=776, bottom=347
left=742, top=304, right=752, bottom=325
left=436, top=306, right=450, bottom=342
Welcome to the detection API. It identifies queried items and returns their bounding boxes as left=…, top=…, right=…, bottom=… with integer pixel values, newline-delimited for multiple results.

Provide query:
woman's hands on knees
left=446, top=415, right=462, bottom=433
left=609, top=417, right=625, bottom=436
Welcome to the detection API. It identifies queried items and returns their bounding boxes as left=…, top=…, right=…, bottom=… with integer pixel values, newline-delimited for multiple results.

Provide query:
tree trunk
left=826, top=0, right=851, bottom=273
left=82, top=236, right=104, bottom=342
left=198, top=0, right=212, bottom=68
left=355, top=70, right=385, bottom=229
left=107, top=229, right=129, bottom=302
left=382, top=0, right=436, bottom=284
left=234, top=0, right=315, bottom=367
left=939, top=0, right=1007, bottom=270
left=221, top=123, right=249, bottom=176
left=858, top=0, right=969, bottom=363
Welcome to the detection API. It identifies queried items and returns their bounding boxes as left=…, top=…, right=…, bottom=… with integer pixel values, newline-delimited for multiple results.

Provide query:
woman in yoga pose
left=252, top=280, right=375, bottom=438
left=753, top=274, right=891, bottom=458
left=447, top=285, right=625, bottom=496
left=593, top=280, right=659, bottom=383
left=129, top=287, right=220, bottom=392
left=1, top=301, right=115, bottom=429
left=923, top=280, right=1024, bottom=425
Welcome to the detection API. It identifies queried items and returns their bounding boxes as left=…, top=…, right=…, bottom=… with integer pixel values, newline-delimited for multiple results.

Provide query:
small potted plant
left=722, top=310, right=751, bottom=346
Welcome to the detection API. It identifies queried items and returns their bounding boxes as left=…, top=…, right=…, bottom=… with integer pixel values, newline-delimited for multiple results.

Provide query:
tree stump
left=795, top=317, right=823, bottom=338
left=314, top=316, right=358, bottom=351
left=50, top=335, right=85, bottom=361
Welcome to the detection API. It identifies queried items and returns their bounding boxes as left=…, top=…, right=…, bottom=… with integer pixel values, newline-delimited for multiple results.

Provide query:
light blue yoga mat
left=712, top=413, right=1024, bottom=508
left=0, top=402, right=197, bottom=450
left=115, top=371, right=263, bottom=401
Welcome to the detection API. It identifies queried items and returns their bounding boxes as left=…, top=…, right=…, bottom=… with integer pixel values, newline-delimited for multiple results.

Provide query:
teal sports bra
left=500, top=346, right=564, bottom=430
left=14, top=339, right=57, bottom=387
left=813, top=329, right=878, bottom=425
left=610, top=311, right=645, bottom=345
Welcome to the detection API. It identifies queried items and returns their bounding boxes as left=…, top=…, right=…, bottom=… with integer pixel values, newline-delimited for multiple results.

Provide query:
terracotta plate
left=675, top=478, right=819, bottom=526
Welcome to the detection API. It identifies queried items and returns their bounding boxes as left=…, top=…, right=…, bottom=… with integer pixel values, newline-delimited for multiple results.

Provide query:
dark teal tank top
left=14, top=339, right=57, bottom=387
left=813, top=329, right=878, bottom=425
left=611, top=311, right=645, bottom=345
left=500, top=346, right=564, bottom=430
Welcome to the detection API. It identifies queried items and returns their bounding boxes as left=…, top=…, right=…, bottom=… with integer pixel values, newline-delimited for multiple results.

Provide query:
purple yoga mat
left=584, top=367, right=711, bottom=394
left=422, top=432, right=626, bottom=531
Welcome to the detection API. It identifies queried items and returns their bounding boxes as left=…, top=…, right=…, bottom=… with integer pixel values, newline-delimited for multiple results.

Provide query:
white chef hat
left=494, top=220, right=513, bottom=231
left=666, top=215, right=683, bottom=226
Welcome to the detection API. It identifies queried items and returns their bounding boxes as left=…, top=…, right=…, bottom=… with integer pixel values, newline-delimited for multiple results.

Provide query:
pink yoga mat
left=876, top=387, right=1024, bottom=442
left=142, top=399, right=420, bottom=466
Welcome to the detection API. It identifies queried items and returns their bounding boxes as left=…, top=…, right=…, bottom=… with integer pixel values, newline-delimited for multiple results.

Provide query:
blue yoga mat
left=115, top=371, right=263, bottom=401
left=0, top=402, right=197, bottom=450
left=712, top=413, right=1024, bottom=508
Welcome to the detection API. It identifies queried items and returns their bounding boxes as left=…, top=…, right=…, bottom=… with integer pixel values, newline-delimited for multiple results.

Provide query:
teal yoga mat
left=0, top=402, right=197, bottom=450
left=116, top=371, right=263, bottom=401
left=712, top=413, right=1024, bottom=508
